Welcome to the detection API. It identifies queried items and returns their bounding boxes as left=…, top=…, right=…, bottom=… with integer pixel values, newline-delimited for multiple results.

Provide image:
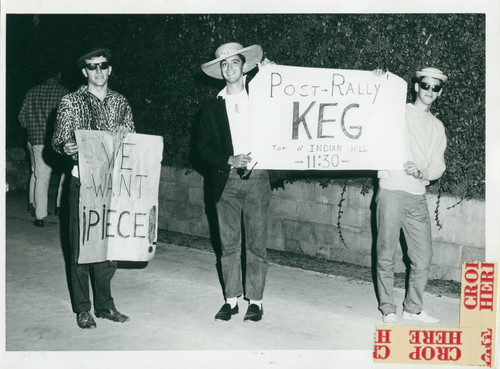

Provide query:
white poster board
left=75, top=130, right=164, bottom=263
left=248, top=64, right=408, bottom=170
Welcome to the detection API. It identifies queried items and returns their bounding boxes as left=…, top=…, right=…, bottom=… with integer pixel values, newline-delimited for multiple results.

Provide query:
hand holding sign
left=229, top=152, right=252, bottom=168
left=63, top=140, right=79, bottom=156
left=113, top=125, right=131, bottom=140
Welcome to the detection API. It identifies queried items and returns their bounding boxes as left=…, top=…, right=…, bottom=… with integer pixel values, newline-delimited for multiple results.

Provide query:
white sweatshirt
left=378, top=103, right=447, bottom=195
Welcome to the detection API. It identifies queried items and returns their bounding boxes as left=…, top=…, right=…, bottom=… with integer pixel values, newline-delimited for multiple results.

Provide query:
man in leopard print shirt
left=52, top=46, right=134, bottom=329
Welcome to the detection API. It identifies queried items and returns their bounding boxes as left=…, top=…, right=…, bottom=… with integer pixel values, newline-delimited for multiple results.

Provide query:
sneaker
left=402, top=310, right=440, bottom=323
left=382, top=312, right=399, bottom=325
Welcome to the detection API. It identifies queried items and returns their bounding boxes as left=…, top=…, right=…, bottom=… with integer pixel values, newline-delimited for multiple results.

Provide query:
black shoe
left=76, top=311, right=97, bottom=329
left=244, top=304, right=263, bottom=322
left=33, top=219, right=44, bottom=227
left=95, top=307, right=130, bottom=323
left=215, top=303, right=239, bottom=321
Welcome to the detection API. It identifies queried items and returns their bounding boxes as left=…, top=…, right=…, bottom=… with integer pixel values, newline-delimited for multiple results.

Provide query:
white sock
left=250, top=300, right=262, bottom=309
left=226, top=297, right=238, bottom=308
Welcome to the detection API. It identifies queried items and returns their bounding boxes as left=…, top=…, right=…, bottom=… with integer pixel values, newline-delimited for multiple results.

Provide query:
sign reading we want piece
left=248, top=64, right=408, bottom=170
left=75, top=130, right=164, bottom=264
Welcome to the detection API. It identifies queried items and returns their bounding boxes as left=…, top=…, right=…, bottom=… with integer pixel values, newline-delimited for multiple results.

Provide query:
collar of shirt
left=77, top=85, right=114, bottom=101
left=217, top=75, right=248, bottom=99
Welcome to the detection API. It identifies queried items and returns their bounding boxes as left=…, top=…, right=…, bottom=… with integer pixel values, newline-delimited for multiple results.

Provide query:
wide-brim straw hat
left=201, top=42, right=263, bottom=79
left=416, top=67, right=448, bottom=83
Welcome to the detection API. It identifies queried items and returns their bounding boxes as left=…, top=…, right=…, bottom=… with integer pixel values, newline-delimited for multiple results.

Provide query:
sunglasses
left=84, top=62, right=110, bottom=71
left=419, top=82, right=442, bottom=93
left=237, top=161, right=258, bottom=180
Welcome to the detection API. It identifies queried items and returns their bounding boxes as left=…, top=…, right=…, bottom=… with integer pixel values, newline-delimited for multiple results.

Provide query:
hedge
left=6, top=14, right=485, bottom=199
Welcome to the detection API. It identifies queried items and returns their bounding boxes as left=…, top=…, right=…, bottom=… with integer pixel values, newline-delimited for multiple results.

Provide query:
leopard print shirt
left=52, top=85, right=135, bottom=157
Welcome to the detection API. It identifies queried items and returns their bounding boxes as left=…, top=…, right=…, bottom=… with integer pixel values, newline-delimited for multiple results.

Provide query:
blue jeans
left=376, top=188, right=432, bottom=315
left=215, top=169, right=270, bottom=301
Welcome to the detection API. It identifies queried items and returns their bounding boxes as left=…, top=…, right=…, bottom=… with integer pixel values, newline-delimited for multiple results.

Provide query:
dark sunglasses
left=85, top=62, right=110, bottom=71
left=419, top=82, right=442, bottom=93
left=237, top=161, right=258, bottom=180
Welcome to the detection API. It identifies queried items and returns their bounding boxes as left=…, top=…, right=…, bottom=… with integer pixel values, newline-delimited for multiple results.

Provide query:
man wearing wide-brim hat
left=196, top=42, right=274, bottom=322
left=376, top=66, right=448, bottom=325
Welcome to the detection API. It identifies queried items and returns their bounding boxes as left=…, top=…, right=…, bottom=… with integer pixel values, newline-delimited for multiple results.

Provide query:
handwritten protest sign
left=248, top=64, right=408, bottom=170
left=75, top=130, right=164, bottom=263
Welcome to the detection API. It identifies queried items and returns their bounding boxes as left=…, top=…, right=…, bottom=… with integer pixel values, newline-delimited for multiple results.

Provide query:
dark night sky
left=5, top=15, right=119, bottom=145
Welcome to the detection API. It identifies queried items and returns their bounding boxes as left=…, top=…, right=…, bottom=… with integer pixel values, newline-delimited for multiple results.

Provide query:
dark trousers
left=215, top=169, right=270, bottom=301
left=69, top=176, right=116, bottom=313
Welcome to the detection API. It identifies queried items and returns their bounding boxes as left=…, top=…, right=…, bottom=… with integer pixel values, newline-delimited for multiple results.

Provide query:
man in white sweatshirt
left=376, top=67, right=448, bottom=325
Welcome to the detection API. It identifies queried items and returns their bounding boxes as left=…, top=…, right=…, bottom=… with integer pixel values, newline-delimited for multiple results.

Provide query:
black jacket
left=195, top=69, right=286, bottom=203
left=196, top=96, right=236, bottom=203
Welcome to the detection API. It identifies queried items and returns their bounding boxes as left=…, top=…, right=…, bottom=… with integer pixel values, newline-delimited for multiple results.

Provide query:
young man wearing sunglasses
left=52, top=46, right=134, bottom=329
left=376, top=67, right=448, bottom=325
left=196, top=42, right=274, bottom=322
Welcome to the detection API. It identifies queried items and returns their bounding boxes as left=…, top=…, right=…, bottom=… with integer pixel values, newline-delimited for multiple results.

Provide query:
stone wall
left=6, top=150, right=484, bottom=283
left=159, top=166, right=485, bottom=282
left=5, top=147, right=30, bottom=191
left=158, top=166, right=212, bottom=238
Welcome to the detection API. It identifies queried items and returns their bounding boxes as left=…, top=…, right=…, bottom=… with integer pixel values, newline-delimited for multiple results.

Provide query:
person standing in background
left=19, top=70, right=69, bottom=227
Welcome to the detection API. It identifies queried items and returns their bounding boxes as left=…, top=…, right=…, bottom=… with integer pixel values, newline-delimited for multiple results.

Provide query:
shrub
left=7, top=14, right=485, bottom=199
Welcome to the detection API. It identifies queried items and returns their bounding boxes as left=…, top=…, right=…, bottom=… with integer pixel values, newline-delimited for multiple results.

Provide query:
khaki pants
left=27, top=142, right=52, bottom=219
left=376, top=188, right=433, bottom=315
left=215, top=169, right=270, bottom=301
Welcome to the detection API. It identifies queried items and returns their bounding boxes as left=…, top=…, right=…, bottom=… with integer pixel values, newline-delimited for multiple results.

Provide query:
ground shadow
left=369, top=184, right=380, bottom=304
left=55, top=169, right=77, bottom=310
left=189, top=109, right=225, bottom=298
left=399, top=232, right=412, bottom=296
